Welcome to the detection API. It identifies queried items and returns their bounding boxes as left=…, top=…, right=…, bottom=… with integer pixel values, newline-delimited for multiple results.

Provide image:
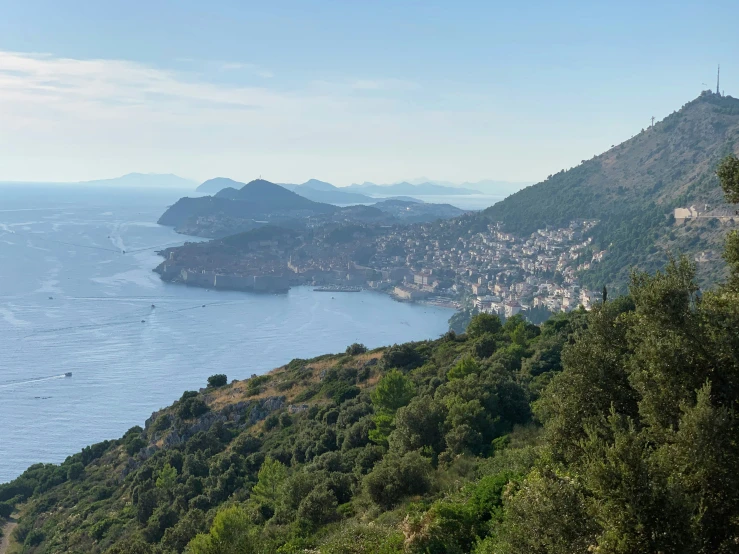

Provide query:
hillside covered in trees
left=1, top=157, right=739, bottom=553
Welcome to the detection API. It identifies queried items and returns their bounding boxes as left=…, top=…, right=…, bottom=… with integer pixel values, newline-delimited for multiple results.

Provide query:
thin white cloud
left=173, top=57, right=274, bottom=77
left=0, top=51, right=554, bottom=184
left=350, top=79, right=419, bottom=91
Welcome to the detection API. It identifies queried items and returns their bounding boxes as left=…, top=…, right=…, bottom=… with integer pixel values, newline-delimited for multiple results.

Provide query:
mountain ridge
left=480, top=91, right=739, bottom=289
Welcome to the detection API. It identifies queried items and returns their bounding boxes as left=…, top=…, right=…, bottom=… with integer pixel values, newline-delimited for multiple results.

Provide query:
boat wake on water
left=0, top=373, right=72, bottom=390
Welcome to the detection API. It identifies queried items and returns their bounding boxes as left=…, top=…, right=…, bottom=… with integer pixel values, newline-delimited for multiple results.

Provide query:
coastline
left=153, top=263, right=463, bottom=316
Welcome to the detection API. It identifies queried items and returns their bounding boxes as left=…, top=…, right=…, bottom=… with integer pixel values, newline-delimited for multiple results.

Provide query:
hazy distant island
left=78, top=173, right=198, bottom=189
left=159, top=179, right=467, bottom=238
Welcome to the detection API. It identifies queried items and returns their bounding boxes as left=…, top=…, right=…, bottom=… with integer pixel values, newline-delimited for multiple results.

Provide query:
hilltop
left=158, top=180, right=338, bottom=237
left=196, top=178, right=244, bottom=194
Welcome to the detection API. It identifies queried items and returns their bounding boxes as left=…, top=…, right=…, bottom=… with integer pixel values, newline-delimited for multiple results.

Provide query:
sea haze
left=0, top=185, right=453, bottom=483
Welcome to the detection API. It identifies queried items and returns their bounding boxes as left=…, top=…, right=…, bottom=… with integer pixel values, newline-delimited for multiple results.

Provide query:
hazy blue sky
left=0, top=0, right=736, bottom=185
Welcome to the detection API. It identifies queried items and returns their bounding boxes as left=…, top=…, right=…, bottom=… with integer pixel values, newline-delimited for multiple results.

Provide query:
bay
left=0, top=185, right=453, bottom=483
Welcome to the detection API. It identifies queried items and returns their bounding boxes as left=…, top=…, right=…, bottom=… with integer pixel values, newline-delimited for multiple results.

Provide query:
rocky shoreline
left=154, top=260, right=463, bottom=313
left=154, top=262, right=291, bottom=293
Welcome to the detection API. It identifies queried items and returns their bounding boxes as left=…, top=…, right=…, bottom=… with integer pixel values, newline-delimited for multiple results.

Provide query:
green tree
left=718, top=154, right=739, bottom=290
left=388, top=398, right=447, bottom=455
left=717, top=153, right=739, bottom=203
left=250, top=457, right=287, bottom=509
left=207, top=374, right=228, bottom=388
left=466, top=313, right=502, bottom=338
left=473, top=333, right=497, bottom=358
left=156, top=463, right=178, bottom=493
left=368, top=412, right=395, bottom=447
left=447, top=356, right=480, bottom=380
left=364, top=451, right=432, bottom=509
left=346, top=343, right=368, bottom=355
left=297, top=483, right=338, bottom=526
left=66, top=462, right=84, bottom=481
left=370, top=369, right=415, bottom=413
left=483, top=469, right=597, bottom=554
left=186, top=505, right=256, bottom=554
left=655, top=383, right=739, bottom=552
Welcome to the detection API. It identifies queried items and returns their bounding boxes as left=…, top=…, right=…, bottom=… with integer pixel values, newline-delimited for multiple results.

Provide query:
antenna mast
left=717, top=64, right=721, bottom=96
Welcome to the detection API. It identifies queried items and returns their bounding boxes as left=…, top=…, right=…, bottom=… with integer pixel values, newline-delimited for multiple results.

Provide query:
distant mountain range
left=195, top=177, right=525, bottom=202
left=161, top=179, right=467, bottom=237
left=401, top=177, right=532, bottom=195
left=197, top=177, right=374, bottom=204
left=77, top=173, right=197, bottom=189
left=54, top=174, right=525, bottom=199
left=280, top=181, right=375, bottom=204
left=345, top=181, right=481, bottom=196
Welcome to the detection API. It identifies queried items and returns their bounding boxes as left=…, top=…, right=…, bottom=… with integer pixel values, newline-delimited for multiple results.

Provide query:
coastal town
left=381, top=218, right=606, bottom=316
left=157, top=215, right=608, bottom=320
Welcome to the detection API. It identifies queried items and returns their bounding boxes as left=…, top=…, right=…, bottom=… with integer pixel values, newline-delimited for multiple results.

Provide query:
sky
left=0, top=0, right=737, bottom=186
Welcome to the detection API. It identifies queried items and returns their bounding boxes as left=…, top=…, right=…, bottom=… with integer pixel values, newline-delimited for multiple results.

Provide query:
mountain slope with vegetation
left=0, top=310, right=581, bottom=554
left=484, top=92, right=739, bottom=290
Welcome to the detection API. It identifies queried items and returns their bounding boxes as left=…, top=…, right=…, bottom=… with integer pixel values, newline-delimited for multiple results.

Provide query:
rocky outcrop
left=144, top=395, right=285, bottom=450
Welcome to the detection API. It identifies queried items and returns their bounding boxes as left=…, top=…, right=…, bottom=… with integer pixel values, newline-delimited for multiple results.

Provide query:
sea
left=0, top=185, right=454, bottom=483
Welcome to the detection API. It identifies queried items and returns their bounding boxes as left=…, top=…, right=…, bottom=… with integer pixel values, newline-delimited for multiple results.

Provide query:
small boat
left=151, top=304, right=156, bottom=309
left=64, top=372, right=72, bottom=377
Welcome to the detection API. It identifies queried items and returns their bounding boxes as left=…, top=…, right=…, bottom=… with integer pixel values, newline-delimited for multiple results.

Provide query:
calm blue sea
left=0, top=185, right=453, bottom=483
